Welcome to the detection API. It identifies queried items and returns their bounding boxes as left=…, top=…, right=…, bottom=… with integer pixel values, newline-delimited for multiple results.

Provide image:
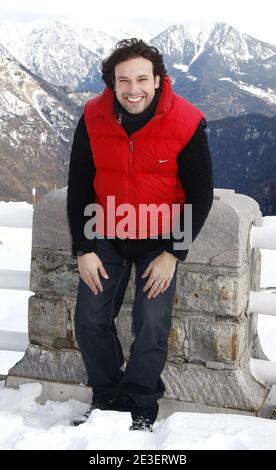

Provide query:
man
left=67, top=38, right=213, bottom=432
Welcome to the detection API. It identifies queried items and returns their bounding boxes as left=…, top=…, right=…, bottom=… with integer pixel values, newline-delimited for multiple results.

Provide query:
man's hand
left=141, top=251, right=177, bottom=299
left=78, top=252, right=109, bottom=295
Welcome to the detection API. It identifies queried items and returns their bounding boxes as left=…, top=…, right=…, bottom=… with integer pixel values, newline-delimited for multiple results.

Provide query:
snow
left=32, top=90, right=51, bottom=125
left=186, top=74, right=198, bottom=81
left=1, top=90, right=31, bottom=117
left=172, top=63, right=198, bottom=81
left=219, top=78, right=276, bottom=105
left=188, top=43, right=205, bottom=66
left=173, top=63, right=189, bottom=72
left=0, top=380, right=275, bottom=449
left=237, top=82, right=276, bottom=105
left=0, top=202, right=276, bottom=449
left=219, top=77, right=234, bottom=83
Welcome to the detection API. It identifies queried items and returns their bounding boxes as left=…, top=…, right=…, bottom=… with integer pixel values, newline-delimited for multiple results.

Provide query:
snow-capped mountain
left=150, top=24, right=198, bottom=66
left=153, top=22, right=275, bottom=80
left=151, top=22, right=276, bottom=118
left=0, top=20, right=275, bottom=118
left=0, top=19, right=137, bottom=92
left=0, top=20, right=106, bottom=90
left=0, top=19, right=275, bottom=209
left=0, top=43, right=93, bottom=202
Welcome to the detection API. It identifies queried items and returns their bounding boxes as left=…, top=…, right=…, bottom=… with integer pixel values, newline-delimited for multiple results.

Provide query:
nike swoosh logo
left=159, top=159, right=169, bottom=163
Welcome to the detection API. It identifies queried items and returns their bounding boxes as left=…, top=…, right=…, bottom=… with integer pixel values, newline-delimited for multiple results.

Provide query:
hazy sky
left=0, top=0, right=275, bottom=44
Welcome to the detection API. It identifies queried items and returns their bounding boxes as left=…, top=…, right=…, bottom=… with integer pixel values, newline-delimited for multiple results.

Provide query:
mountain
left=0, top=20, right=275, bottom=213
left=208, top=114, right=276, bottom=215
left=151, top=23, right=276, bottom=119
left=0, top=44, right=95, bottom=202
left=0, top=20, right=275, bottom=118
left=0, top=20, right=112, bottom=92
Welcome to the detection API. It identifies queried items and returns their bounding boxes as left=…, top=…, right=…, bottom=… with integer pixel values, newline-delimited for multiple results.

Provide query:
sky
left=0, top=0, right=275, bottom=44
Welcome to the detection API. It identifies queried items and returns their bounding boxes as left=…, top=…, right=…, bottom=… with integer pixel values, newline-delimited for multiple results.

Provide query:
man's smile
left=125, top=96, right=144, bottom=103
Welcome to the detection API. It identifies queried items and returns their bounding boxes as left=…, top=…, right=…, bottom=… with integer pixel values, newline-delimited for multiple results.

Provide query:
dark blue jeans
left=74, top=238, right=178, bottom=409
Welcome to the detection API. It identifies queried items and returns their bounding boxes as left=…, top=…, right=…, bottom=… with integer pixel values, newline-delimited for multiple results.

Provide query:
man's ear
left=154, top=75, right=160, bottom=89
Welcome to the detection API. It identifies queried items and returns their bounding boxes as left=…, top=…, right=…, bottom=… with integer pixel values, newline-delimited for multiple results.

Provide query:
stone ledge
left=162, top=361, right=270, bottom=413
left=5, top=376, right=260, bottom=418
left=6, top=374, right=273, bottom=419
left=6, top=345, right=270, bottom=415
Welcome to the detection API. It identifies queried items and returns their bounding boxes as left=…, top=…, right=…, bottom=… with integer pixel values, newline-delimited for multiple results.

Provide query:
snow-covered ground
left=0, top=201, right=276, bottom=449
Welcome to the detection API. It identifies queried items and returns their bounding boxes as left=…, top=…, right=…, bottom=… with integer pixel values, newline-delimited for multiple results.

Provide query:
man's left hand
left=141, top=251, right=178, bottom=299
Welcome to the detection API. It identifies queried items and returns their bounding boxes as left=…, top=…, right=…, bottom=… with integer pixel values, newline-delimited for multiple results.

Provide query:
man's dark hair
left=101, top=38, right=167, bottom=90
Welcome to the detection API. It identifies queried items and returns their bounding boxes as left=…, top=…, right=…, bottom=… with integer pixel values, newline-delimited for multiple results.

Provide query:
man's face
left=114, top=57, right=160, bottom=114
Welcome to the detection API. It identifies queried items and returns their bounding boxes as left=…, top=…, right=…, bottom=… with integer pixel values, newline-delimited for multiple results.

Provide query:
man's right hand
left=78, top=252, right=109, bottom=295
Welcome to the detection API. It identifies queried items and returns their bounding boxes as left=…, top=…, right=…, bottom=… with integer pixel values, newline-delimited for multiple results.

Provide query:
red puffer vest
left=84, top=76, right=205, bottom=239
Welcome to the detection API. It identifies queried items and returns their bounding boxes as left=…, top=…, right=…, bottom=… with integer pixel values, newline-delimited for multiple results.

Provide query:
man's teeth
left=126, top=96, right=143, bottom=102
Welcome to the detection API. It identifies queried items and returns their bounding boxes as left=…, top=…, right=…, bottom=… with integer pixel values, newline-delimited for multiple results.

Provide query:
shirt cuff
left=72, top=239, right=97, bottom=257
left=162, top=239, right=189, bottom=261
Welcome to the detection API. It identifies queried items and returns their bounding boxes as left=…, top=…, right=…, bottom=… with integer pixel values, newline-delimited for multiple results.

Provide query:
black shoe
left=129, top=402, right=158, bottom=432
left=71, top=407, right=93, bottom=426
left=71, top=398, right=114, bottom=426
left=129, top=417, right=153, bottom=432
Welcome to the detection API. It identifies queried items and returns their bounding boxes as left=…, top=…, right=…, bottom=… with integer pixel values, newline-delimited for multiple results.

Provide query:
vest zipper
left=117, top=113, right=122, bottom=124
left=129, top=139, right=133, bottom=203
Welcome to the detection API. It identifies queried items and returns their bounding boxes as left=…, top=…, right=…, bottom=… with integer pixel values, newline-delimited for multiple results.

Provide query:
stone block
left=189, top=317, right=248, bottom=363
left=28, top=295, right=71, bottom=348
left=30, top=249, right=79, bottom=297
left=7, top=344, right=88, bottom=384
left=175, top=267, right=250, bottom=317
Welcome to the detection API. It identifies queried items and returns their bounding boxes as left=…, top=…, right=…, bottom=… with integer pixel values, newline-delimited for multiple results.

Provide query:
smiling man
left=67, top=38, right=214, bottom=432
left=114, top=56, right=160, bottom=113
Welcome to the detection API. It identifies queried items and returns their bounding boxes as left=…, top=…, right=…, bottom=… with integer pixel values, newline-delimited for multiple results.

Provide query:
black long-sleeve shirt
left=67, top=92, right=214, bottom=262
